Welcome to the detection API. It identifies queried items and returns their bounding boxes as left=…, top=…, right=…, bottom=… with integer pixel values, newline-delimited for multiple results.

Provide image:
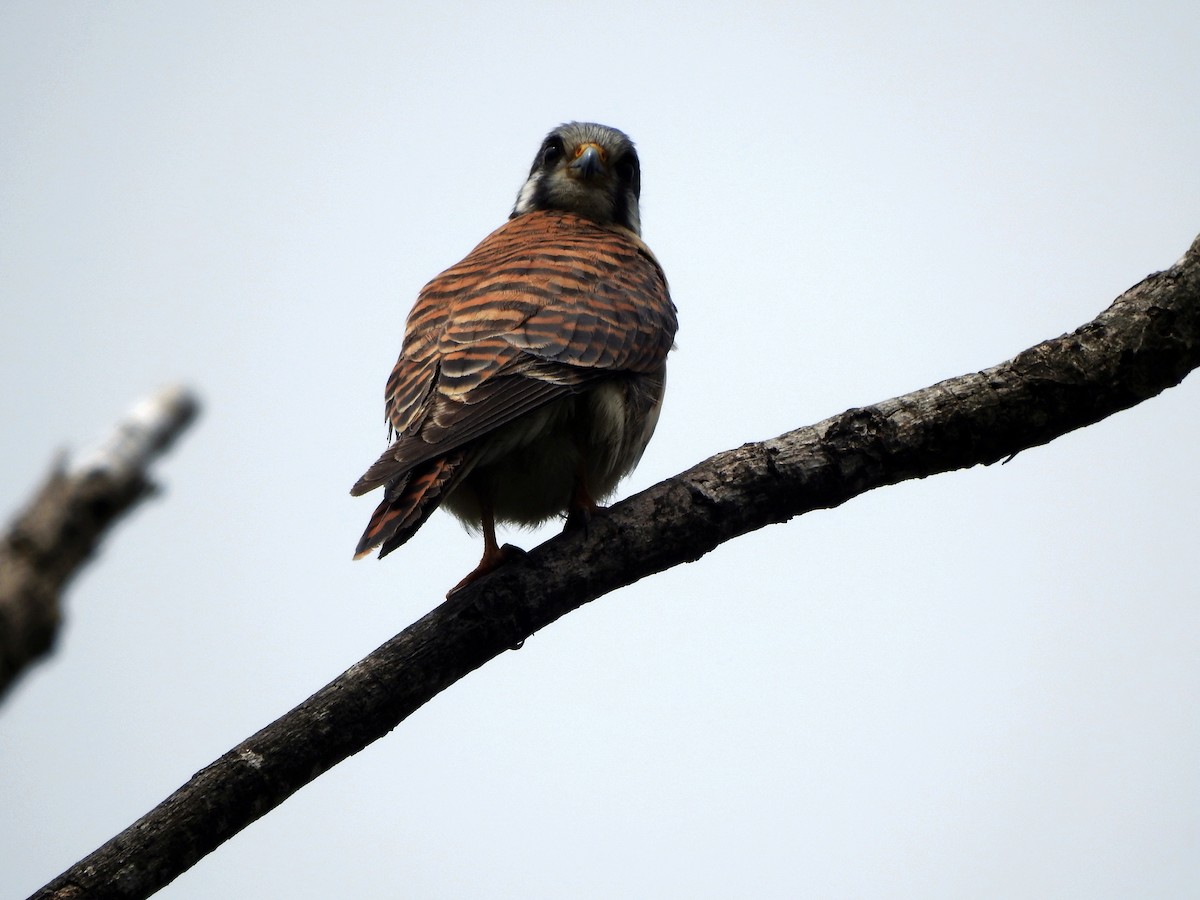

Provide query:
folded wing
left=351, top=209, right=676, bottom=500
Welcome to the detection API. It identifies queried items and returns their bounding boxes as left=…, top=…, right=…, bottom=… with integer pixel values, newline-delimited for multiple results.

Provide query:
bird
left=351, top=122, right=677, bottom=593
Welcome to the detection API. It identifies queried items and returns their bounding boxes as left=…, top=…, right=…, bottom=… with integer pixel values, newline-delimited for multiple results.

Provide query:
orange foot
left=446, top=543, right=526, bottom=597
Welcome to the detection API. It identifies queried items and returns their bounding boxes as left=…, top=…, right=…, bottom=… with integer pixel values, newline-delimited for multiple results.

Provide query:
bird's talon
left=445, top=543, right=527, bottom=598
left=564, top=503, right=609, bottom=537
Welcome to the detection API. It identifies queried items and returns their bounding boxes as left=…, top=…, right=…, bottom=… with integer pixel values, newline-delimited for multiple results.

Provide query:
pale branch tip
left=0, top=386, right=202, bottom=704
left=70, top=385, right=201, bottom=481
left=29, top=233, right=1200, bottom=900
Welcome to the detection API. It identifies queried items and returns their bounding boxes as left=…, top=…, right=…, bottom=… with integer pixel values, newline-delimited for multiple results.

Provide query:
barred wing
left=352, top=209, right=675, bottom=496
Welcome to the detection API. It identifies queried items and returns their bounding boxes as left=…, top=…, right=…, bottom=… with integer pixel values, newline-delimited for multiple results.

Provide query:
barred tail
left=353, top=451, right=465, bottom=560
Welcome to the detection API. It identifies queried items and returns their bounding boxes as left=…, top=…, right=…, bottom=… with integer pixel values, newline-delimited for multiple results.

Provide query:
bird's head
left=511, top=122, right=642, bottom=234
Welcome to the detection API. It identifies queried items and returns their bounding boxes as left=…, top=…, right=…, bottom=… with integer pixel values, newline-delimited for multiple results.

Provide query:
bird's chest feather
left=442, top=374, right=662, bottom=528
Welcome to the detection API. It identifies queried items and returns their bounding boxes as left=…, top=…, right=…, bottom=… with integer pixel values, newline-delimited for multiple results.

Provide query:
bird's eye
left=542, top=140, right=563, bottom=166
left=615, top=156, right=638, bottom=182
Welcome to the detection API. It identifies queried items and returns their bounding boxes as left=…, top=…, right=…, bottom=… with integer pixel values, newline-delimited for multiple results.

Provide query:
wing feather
left=356, top=209, right=676, bottom=497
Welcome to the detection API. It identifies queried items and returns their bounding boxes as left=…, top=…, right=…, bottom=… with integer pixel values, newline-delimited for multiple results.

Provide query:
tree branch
left=0, top=386, right=200, bottom=703
left=32, top=234, right=1200, bottom=899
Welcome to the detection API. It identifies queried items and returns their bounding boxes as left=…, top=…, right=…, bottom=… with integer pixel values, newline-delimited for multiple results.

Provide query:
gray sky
left=3, top=2, right=1199, bottom=897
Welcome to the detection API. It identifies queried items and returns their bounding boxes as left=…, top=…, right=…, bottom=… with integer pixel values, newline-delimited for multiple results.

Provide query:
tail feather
left=353, top=451, right=466, bottom=559
left=350, top=442, right=409, bottom=497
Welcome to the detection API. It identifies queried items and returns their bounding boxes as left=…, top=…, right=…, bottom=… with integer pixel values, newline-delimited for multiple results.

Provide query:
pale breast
left=441, top=368, right=666, bottom=529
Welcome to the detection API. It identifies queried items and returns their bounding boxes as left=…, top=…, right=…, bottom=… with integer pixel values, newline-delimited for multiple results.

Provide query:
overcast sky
left=3, top=2, right=1199, bottom=897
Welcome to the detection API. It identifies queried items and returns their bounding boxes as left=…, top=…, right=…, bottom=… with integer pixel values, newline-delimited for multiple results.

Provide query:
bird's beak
left=568, top=142, right=606, bottom=179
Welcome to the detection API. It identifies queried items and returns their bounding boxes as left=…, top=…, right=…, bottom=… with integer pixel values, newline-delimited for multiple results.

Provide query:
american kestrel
left=352, top=122, right=677, bottom=592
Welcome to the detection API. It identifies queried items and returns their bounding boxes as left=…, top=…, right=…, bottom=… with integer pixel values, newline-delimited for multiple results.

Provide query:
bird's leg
left=563, top=458, right=604, bottom=533
left=447, top=500, right=522, bottom=596
left=478, top=501, right=505, bottom=569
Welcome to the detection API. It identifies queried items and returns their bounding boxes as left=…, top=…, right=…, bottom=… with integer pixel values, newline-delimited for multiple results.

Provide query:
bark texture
left=32, top=234, right=1200, bottom=899
left=0, top=386, right=199, bottom=702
